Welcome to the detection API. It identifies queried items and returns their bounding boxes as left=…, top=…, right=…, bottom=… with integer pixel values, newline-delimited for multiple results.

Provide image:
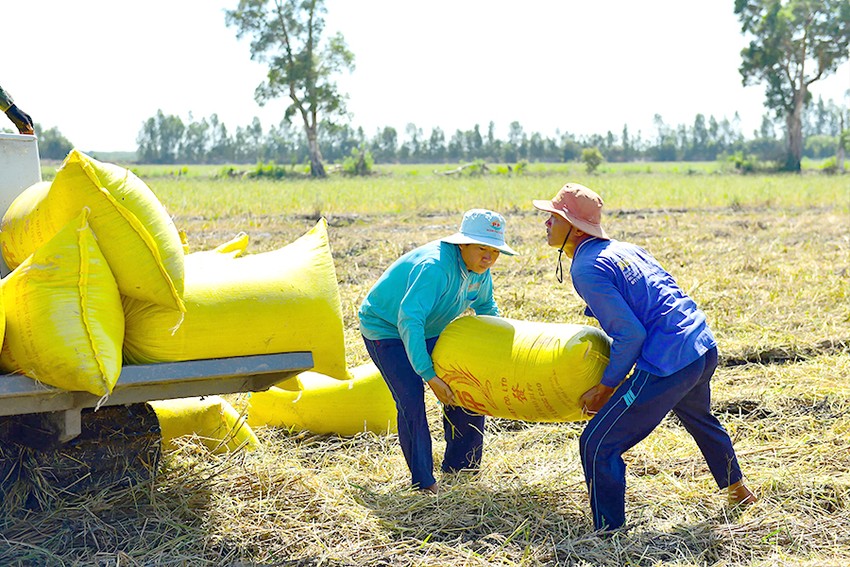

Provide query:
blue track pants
left=579, top=347, right=743, bottom=530
left=363, top=336, right=485, bottom=489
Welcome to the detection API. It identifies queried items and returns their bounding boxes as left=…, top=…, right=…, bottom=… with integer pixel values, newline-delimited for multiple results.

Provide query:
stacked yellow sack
left=0, top=275, right=5, bottom=349
left=122, top=219, right=349, bottom=380
left=432, top=315, right=611, bottom=422
left=247, top=362, right=397, bottom=436
left=149, top=395, right=259, bottom=453
left=0, top=150, right=185, bottom=312
left=0, top=210, right=124, bottom=396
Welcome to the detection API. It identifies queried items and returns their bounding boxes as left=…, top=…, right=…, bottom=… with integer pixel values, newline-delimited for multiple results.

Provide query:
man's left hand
left=580, top=383, right=615, bottom=415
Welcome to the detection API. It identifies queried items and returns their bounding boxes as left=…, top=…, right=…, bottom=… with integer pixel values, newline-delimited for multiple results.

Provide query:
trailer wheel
left=0, top=403, right=161, bottom=508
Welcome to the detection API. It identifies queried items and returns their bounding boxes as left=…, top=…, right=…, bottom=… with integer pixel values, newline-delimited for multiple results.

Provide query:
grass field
left=2, top=165, right=849, bottom=566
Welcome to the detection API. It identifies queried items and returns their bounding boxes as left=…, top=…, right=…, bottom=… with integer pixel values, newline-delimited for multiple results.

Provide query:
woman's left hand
left=427, top=376, right=456, bottom=406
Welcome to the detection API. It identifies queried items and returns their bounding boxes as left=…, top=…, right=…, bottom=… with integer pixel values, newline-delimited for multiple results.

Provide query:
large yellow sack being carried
left=0, top=210, right=124, bottom=396
left=0, top=150, right=185, bottom=311
left=432, top=316, right=611, bottom=423
left=246, top=362, right=397, bottom=436
left=123, top=219, right=349, bottom=379
left=149, top=395, right=259, bottom=453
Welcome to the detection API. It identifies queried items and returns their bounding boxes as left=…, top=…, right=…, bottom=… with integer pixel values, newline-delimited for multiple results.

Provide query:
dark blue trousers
left=363, top=336, right=485, bottom=489
left=579, top=347, right=743, bottom=530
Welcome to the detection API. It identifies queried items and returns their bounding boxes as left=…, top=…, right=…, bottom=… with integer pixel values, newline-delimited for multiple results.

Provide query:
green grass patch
left=144, top=171, right=848, bottom=218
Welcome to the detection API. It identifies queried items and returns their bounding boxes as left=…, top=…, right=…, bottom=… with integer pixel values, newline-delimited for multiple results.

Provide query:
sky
left=2, top=0, right=849, bottom=152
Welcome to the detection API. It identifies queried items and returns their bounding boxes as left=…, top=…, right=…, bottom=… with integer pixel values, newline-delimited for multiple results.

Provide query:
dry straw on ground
left=1, top=197, right=848, bottom=566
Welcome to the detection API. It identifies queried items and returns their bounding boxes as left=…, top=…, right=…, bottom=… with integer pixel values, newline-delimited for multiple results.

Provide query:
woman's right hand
left=427, top=376, right=456, bottom=406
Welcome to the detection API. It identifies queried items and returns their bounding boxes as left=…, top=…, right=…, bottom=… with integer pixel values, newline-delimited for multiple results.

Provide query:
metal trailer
left=0, top=134, right=313, bottom=497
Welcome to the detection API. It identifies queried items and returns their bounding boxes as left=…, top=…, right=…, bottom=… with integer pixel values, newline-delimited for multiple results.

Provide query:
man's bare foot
left=728, top=480, right=757, bottom=507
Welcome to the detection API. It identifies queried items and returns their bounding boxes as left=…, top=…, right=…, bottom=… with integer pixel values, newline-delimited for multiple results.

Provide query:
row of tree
left=23, top=0, right=850, bottom=172
left=214, top=0, right=850, bottom=175
left=132, top=98, right=848, bottom=167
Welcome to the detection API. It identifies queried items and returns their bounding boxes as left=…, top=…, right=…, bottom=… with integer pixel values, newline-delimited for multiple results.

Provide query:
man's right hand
left=427, top=376, right=456, bottom=406
left=6, top=104, right=34, bottom=135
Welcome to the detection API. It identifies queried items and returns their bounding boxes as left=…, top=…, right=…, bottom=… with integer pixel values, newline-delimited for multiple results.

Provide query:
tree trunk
left=306, top=125, right=326, bottom=178
left=784, top=88, right=805, bottom=172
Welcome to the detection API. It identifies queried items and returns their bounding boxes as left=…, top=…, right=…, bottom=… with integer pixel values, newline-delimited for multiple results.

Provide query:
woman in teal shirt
left=359, top=209, right=516, bottom=493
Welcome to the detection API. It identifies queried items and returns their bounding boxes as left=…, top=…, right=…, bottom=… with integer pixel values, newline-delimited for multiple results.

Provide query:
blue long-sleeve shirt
left=570, top=238, right=716, bottom=388
left=359, top=240, right=500, bottom=381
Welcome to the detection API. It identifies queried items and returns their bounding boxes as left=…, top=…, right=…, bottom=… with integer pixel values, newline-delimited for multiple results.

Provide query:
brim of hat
left=442, top=233, right=517, bottom=256
left=532, top=200, right=610, bottom=240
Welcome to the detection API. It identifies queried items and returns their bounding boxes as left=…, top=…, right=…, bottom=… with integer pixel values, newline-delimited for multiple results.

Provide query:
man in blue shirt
left=533, top=183, right=756, bottom=532
left=359, top=209, right=516, bottom=494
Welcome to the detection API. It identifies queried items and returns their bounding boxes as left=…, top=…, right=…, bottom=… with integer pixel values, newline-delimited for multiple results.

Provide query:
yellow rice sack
left=432, top=316, right=611, bottom=422
left=0, top=278, right=5, bottom=350
left=0, top=210, right=124, bottom=396
left=246, top=362, right=397, bottom=436
left=148, top=395, right=259, bottom=453
left=122, top=219, right=349, bottom=380
left=0, top=149, right=185, bottom=311
left=0, top=180, right=50, bottom=266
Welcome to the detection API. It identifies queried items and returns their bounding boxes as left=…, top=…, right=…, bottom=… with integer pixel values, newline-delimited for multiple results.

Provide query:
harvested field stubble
left=1, top=186, right=848, bottom=565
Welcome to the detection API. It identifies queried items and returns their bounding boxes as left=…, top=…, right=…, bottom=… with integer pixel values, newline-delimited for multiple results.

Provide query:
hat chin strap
left=555, top=226, right=573, bottom=284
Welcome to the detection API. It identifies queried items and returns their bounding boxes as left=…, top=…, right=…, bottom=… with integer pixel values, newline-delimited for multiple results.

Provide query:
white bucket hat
left=442, top=209, right=517, bottom=256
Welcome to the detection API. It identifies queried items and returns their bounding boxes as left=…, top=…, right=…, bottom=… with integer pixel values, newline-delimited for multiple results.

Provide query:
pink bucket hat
left=532, top=183, right=609, bottom=240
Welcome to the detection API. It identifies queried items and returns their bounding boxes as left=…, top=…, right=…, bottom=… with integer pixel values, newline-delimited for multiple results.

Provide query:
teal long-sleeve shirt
left=358, top=240, right=500, bottom=381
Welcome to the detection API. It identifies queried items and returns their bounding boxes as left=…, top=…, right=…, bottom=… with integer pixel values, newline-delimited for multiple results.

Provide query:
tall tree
left=622, top=125, right=632, bottom=161
left=226, top=0, right=354, bottom=177
left=402, top=123, right=424, bottom=162
left=371, top=126, right=398, bottom=163
left=208, top=114, right=234, bottom=163
left=428, top=127, right=446, bottom=162
left=136, top=110, right=185, bottom=164
left=735, top=0, right=850, bottom=171
left=35, top=125, right=73, bottom=161
left=183, top=116, right=211, bottom=163
left=465, top=124, right=483, bottom=159
left=691, top=114, right=709, bottom=160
